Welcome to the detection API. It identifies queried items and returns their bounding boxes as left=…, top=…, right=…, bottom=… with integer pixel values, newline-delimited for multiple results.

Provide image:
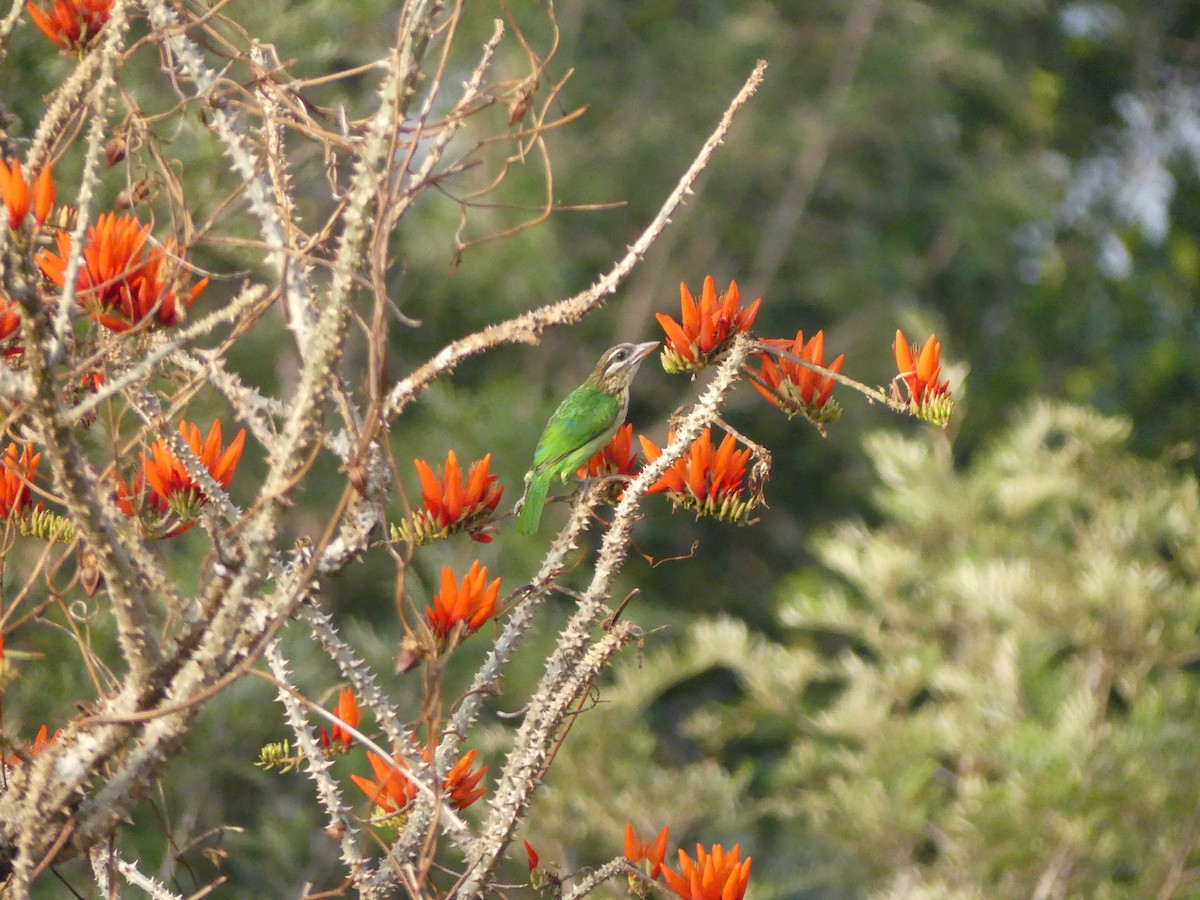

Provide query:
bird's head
left=587, top=341, right=659, bottom=394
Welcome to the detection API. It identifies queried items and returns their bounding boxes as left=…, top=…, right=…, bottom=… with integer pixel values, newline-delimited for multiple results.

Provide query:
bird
left=517, top=340, right=659, bottom=534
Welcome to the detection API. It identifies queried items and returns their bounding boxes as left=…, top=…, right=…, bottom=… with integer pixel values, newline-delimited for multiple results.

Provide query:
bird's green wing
left=531, top=385, right=622, bottom=480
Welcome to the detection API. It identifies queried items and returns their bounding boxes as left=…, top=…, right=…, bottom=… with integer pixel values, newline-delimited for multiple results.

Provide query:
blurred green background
left=6, top=0, right=1200, bottom=896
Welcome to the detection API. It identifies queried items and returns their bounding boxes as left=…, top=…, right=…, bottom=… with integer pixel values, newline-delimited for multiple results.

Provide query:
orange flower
left=657, top=276, right=761, bottom=374
left=0, top=161, right=28, bottom=231
left=121, top=420, right=246, bottom=536
left=662, top=843, right=752, bottom=900
left=577, top=423, right=640, bottom=505
left=892, top=329, right=954, bottom=426
left=625, top=823, right=669, bottom=880
left=0, top=443, right=40, bottom=520
left=320, top=688, right=361, bottom=753
left=144, top=420, right=245, bottom=506
left=4, top=724, right=59, bottom=766
left=28, top=724, right=57, bottom=756
left=26, top=0, right=113, bottom=51
left=113, top=468, right=151, bottom=518
left=393, top=450, right=503, bottom=544
left=36, top=212, right=208, bottom=333
left=34, top=166, right=54, bottom=228
left=442, top=748, right=489, bottom=810
left=352, top=751, right=417, bottom=818
left=0, top=297, right=21, bottom=344
left=351, top=745, right=487, bottom=821
left=749, top=329, right=844, bottom=428
left=0, top=159, right=53, bottom=231
left=426, top=561, right=500, bottom=645
left=577, top=423, right=638, bottom=480
left=639, top=428, right=759, bottom=524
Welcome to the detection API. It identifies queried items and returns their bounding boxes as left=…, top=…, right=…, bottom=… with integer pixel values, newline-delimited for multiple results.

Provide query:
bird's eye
left=612, top=349, right=629, bottom=362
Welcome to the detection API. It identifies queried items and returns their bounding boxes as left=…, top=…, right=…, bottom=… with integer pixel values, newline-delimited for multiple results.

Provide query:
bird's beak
left=632, top=341, right=659, bottom=363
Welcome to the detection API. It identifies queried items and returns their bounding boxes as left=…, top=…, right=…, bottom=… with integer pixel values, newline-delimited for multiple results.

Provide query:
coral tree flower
left=749, top=330, right=844, bottom=428
left=0, top=159, right=54, bottom=231
left=577, top=423, right=638, bottom=480
left=351, top=745, right=487, bottom=823
left=393, top=450, right=503, bottom=545
left=892, top=329, right=954, bottom=426
left=352, top=751, right=416, bottom=818
left=657, top=276, right=761, bottom=374
left=36, top=212, right=208, bottom=333
left=0, top=443, right=40, bottom=520
left=320, top=688, right=361, bottom=753
left=577, top=423, right=639, bottom=504
left=26, top=0, right=113, bottom=51
left=662, top=843, right=752, bottom=900
left=524, top=839, right=555, bottom=890
left=28, top=724, right=57, bottom=756
left=425, top=561, right=501, bottom=645
left=119, top=420, right=246, bottom=536
left=639, top=428, right=759, bottom=524
left=0, top=298, right=19, bottom=345
left=625, top=823, right=669, bottom=880
left=3, top=724, right=59, bottom=766
left=441, top=748, right=489, bottom=810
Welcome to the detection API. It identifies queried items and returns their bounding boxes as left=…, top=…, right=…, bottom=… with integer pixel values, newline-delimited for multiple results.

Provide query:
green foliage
left=786, top=403, right=1200, bottom=894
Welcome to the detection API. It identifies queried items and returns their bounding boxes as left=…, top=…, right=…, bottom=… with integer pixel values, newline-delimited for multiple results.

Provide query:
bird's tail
left=517, top=473, right=549, bottom=535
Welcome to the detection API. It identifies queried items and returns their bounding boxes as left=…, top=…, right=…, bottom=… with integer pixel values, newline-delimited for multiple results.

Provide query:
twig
left=382, top=59, right=768, bottom=421
left=264, top=641, right=365, bottom=875
left=562, top=857, right=632, bottom=900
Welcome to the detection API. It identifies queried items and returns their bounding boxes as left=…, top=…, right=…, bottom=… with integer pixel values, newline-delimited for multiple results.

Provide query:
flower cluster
left=2, top=723, right=58, bottom=767
left=892, top=329, right=954, bottom=426
left=351, top=744, right=487, bottom=826
left=577, top=423, right=637, bottom=480
left=0, top=158, right=54, bottom=233
left=657, top=276, right=761, bottom=374
left=639, top=428, right=760, bottom=524
left=319, top=688, right=361, bottom=754
left=37, top=212, right=208, bottom=334
left=749, top=329, right=844, bottom=429
left=0, top=298, right=19, bottom=347
left=626, top=823, right=669, bottom=881
left=663, top=843, right=753, bottom=900
left=624, top=823, right=752, bottom=900
left=0, top=448, right=71, bottom=542
left=116, top=420, right=246, bottom=537
left=26, top=0, right=113, bottom=52
left=425, top=560, right=501, bottom=647
left=577, top=423, right=639, bottom=504
left=392, top=450, right=503, bottom=544
left=0, top=443, right=40, bottom=521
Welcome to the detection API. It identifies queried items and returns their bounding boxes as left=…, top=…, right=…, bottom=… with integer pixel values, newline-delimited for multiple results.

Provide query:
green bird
left=517, top=340, right=659, bottom=535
